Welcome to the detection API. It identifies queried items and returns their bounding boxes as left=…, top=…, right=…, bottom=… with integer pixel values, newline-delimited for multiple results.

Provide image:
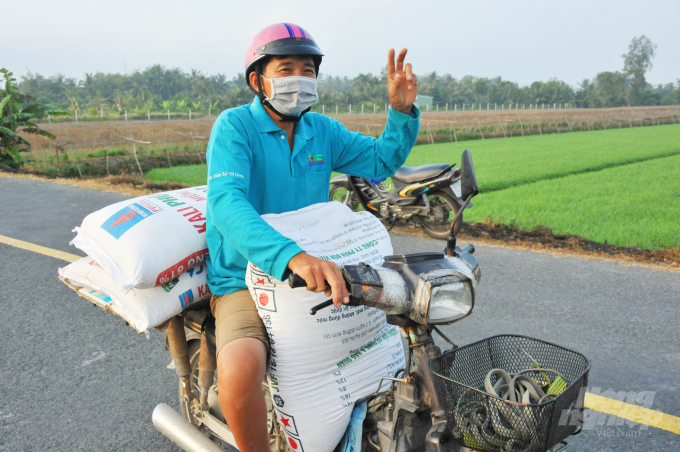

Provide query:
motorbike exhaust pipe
left=152, top=403, right=224, bottom=452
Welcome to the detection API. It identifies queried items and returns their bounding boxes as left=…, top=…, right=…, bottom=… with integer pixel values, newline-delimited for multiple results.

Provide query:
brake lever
left=309, top=300, right=334, bottom=315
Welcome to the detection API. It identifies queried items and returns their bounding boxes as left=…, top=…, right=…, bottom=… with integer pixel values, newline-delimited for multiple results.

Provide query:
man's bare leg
left=217, top=337, right=269, bottom=452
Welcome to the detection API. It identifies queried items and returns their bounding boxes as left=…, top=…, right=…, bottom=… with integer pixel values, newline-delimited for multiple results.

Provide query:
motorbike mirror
left=460, top=149, right=479, bottom=200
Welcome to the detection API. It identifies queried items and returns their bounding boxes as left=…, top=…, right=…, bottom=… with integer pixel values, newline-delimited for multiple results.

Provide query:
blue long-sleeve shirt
left=206, top=97, right=420, bottom=295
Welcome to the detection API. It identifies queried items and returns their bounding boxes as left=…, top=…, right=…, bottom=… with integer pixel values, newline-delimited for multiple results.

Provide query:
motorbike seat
left=392, top=163, right=453, bottom=184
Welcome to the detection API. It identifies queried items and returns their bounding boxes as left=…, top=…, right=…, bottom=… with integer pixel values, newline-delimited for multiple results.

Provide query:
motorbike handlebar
left=288, top=273, right=340, bottom=315
left=288, top=273, right=308, bottom=289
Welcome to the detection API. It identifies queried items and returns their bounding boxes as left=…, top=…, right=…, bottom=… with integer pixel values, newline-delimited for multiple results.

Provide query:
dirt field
left=19, top=105, right=680, bottom=176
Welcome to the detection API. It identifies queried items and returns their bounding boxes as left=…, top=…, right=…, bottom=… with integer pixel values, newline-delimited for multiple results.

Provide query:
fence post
left=164, top=128, right=171, bottom=167
left=209, top=107, right=211, bottom=117
left=349, top=104, right=351, bottom=115
left=454, top=104, right=457, bottom=111
left=75, top=110, right=78, bottom=122
left=362, top=104, right=364, bottom=114
left=446, top=103, right=448, bottom=111
left=125, top=110, right=128, bottom=121
left=336, top=105, right=338, bottom=115
left=436, top=104, right=438, bottom=111
left=322, top=105, right=325, bottom=115
left=131, top=134, right=143, bottom=177
left=48, top=114, right=51, bottom=123
left=148, top=110, right=151, bottom=121
left=373, top=103, right=376, bottom=113
left=167, top=109, right=170, bottom=120
left=189, top=109, right=192, bottom=120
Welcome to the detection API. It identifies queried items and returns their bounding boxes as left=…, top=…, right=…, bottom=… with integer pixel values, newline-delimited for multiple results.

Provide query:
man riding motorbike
left=205, top=23, right=419, bottom=451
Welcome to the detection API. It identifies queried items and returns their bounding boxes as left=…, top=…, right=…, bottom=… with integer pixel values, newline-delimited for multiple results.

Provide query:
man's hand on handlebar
left=287, top=253, right=349, bottom=308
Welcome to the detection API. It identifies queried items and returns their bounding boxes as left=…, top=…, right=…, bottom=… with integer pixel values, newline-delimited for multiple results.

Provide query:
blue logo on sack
left=179, top=289, right=194, bottom=309
left=101, top=201, right=160, bottom=239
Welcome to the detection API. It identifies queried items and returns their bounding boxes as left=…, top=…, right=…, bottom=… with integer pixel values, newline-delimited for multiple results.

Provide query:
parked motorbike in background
left=329, top=161, right=469, bottom=240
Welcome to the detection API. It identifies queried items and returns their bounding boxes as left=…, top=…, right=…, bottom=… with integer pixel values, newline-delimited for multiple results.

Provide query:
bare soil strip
left=3, top=170, right=677, bottom=272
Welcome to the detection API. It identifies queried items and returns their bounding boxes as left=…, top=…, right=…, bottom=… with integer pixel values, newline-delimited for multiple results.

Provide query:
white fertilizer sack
left=59, top=257, right=212, bottom=332
left=245, top=202, right=406, bottom=452
left=71, top=186, right=209, bottom=290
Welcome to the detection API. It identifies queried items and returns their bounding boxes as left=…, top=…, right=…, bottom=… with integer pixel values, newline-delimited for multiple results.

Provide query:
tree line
left=15, top=36, right=679, bottom=116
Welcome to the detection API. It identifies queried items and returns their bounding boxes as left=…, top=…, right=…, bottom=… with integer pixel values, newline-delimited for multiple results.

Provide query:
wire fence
left=21, top=106, right=680, bottom=178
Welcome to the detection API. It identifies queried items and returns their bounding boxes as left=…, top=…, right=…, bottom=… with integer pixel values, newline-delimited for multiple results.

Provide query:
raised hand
left=387, top=48, right=418, bottom=115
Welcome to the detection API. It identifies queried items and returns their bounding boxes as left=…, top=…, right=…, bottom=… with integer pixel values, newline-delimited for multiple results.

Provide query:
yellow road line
left=0, top=234, right=81, bottom=263
left=585, top=392, right=680, bottom=434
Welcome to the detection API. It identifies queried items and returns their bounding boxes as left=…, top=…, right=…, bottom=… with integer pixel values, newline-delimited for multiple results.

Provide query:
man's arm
left=331, top=48, right=419, bottom=178
left=330, top=106, right=420, bottom=178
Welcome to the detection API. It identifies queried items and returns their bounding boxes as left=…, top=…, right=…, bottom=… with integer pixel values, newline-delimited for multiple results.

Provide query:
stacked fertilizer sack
left=246, top=202, right=406, bottom=452
left=59, top=186, right=212, bottom=332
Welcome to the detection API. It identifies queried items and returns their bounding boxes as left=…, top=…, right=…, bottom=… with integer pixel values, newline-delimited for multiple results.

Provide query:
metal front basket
left=429, top=335, right=590, bottom=452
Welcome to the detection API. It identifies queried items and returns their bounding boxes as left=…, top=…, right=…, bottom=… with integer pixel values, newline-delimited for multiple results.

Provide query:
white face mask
left=261, top=75, right=319, bottom=115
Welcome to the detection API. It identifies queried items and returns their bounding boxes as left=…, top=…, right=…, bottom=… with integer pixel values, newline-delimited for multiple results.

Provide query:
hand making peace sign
left=387, top=48, right=418, bottom=115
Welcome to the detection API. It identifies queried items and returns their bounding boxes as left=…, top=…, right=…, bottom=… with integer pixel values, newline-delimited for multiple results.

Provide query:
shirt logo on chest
left=308, top=153, right=325, bottom=165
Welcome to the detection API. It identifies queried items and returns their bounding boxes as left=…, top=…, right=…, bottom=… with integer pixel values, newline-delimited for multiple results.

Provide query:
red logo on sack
left=155, top=249, right=209, bottom=286
left=277, top=411, right=298, bottom=436
left=110, top=211, right=138, bottom=227
left=259, top=292, right=269, bottom=306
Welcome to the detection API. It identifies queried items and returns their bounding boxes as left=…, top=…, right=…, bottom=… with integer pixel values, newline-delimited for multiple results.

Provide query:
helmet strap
left=249, top=64, right=310, bottom=124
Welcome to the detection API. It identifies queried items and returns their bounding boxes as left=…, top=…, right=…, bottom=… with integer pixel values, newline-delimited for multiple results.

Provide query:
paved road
left=1, top=177, right=678, bottom=451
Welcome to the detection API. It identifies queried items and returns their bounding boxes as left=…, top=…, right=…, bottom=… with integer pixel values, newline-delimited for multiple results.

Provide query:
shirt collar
left=250, top=96, right=281, bottom=133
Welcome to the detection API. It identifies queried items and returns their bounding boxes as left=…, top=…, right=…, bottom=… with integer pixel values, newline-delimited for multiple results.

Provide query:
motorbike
left=152, top=151, right=586, bottom=452
left=328, top=162, right=468, bottom=240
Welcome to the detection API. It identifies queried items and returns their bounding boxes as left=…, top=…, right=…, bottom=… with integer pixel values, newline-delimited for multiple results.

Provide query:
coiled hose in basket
left=454, top=368, right=567, bottom=451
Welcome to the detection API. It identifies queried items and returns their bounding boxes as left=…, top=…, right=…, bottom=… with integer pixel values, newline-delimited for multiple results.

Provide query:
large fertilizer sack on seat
left=245, top=202, right=406, bottom=452
left=71, top=186, right=209, bottom=290
left=59, top=257, right=212, bottom=332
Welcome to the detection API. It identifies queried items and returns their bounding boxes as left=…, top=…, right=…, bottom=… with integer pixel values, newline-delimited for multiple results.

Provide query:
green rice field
left=405, top=124, right=680, bottom=192
left=144, top=124, right=680, bottom=250
left=466, top=154, right=680, bottom=249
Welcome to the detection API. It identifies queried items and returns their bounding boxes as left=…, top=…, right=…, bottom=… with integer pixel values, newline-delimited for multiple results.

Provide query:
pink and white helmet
left=245, top=23, right=323, bottom=89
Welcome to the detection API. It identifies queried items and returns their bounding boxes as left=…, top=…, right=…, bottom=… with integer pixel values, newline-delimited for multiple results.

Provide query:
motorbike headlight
left=427, top=282, right=474, bottom=324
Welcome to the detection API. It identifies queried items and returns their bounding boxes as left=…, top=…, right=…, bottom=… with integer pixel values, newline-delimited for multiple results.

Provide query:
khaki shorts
left=210, top=290, right=270, bottom=358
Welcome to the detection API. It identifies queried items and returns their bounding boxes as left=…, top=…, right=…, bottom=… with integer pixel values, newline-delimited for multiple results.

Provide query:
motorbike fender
left=442, top=185, right=473, bottom=210
left=330, top=174, right=353, bottom=190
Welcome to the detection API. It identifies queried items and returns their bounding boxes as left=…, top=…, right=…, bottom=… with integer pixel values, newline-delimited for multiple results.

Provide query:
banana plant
left=176, top=99, right=187, bottom=111
left=162, top=100, right=172, bottom=111
left=1, top=69, right=67, bottom=169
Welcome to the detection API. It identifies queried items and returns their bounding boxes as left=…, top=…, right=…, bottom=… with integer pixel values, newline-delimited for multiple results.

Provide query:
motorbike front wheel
left=418, top=190, right=462, bottom=240
left=329, top=184, right=361, bottom=211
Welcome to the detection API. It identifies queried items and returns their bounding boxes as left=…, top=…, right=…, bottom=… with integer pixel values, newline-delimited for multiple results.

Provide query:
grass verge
left=146, top=164, right=208, bottom=187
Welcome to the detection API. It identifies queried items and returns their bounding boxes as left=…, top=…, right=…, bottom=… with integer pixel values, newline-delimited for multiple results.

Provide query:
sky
left=4, top=0, right=680, bottom=87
